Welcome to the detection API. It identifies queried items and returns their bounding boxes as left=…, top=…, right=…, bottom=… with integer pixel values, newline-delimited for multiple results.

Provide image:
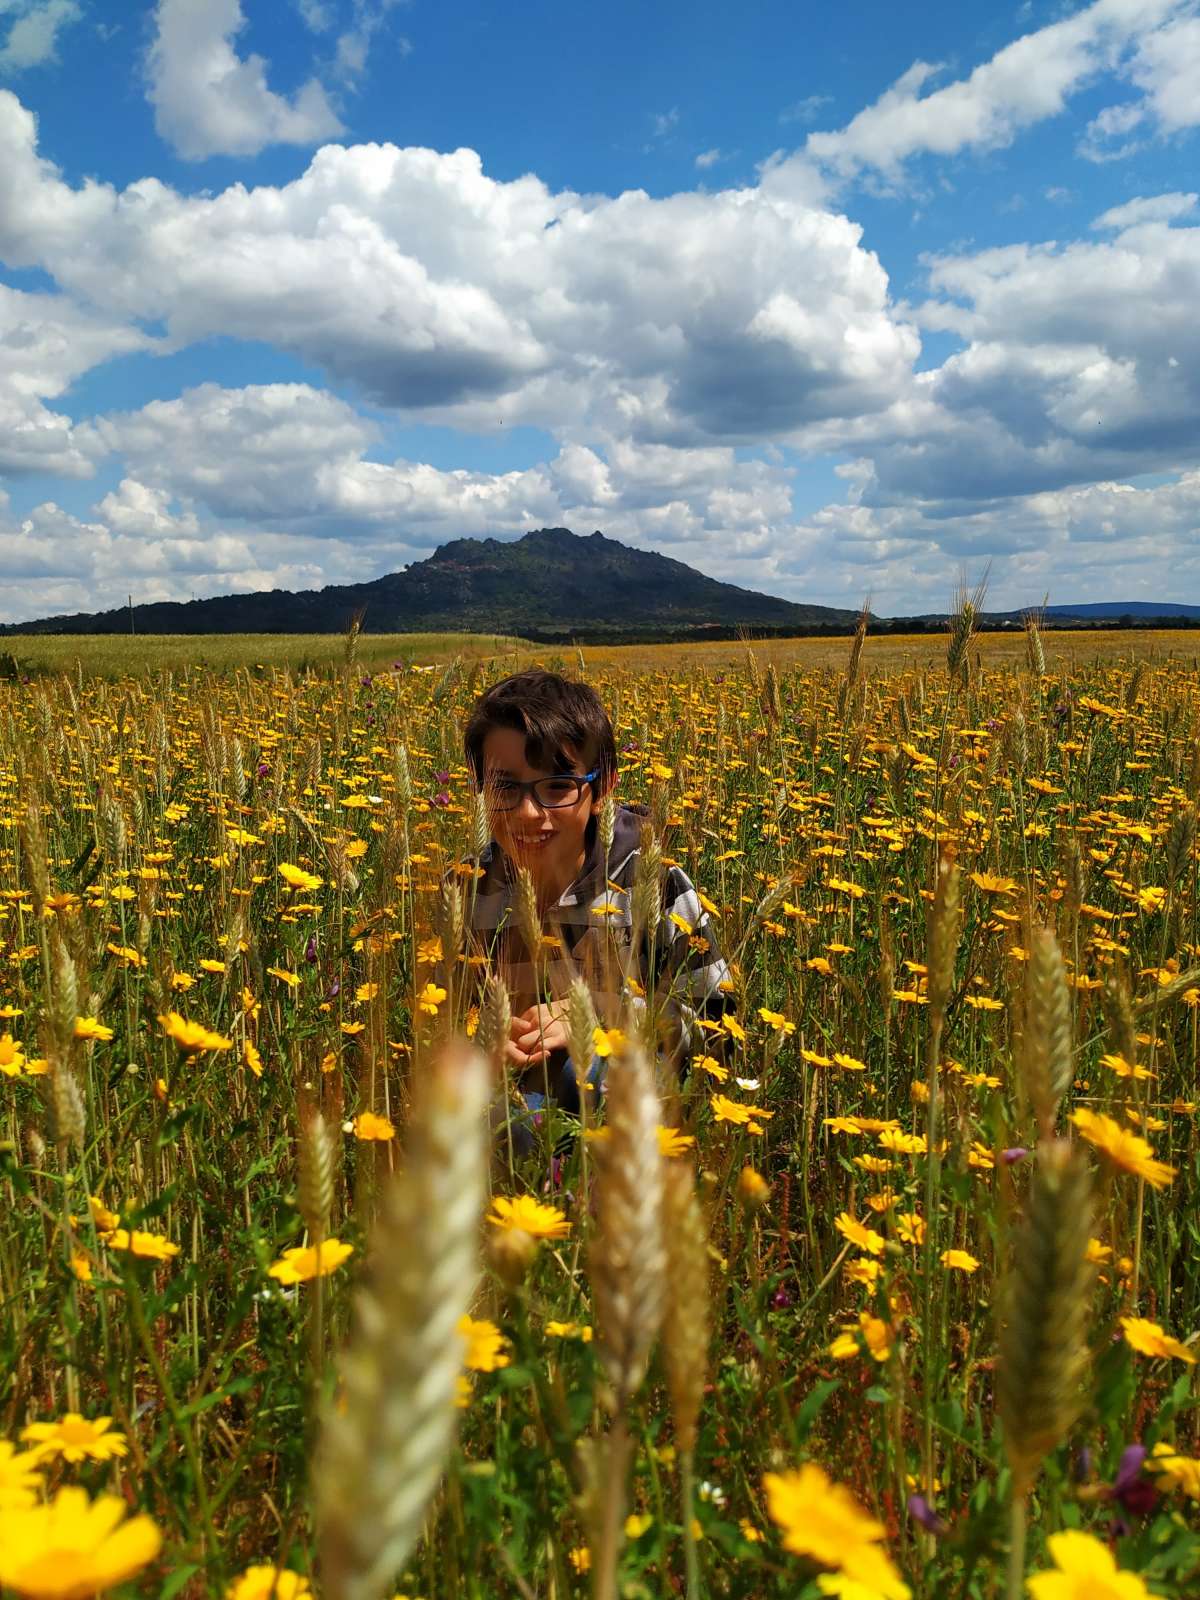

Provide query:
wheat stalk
left=589, top=1039, right=667, bottom=1598
left=997, top=1138, right=1095, bottom=1597
left=317, top=1041, right=490, bottom=1600
left=1022, top=927, right=1073, bottom=1139
left=662, top=1161, right=710, bottom=1600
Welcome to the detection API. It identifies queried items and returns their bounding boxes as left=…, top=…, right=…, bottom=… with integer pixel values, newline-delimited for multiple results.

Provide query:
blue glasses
left=486, top=769, right=600, bottom=811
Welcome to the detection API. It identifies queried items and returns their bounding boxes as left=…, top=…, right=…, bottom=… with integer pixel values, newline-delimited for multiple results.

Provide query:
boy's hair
left=464, top=670, right=617, bottom=784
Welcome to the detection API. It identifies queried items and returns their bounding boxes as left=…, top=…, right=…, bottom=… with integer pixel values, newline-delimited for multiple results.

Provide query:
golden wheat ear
left=997, top=1137, right=1095, bottom=1503
left=316, top=1040, right=490, bottom=1600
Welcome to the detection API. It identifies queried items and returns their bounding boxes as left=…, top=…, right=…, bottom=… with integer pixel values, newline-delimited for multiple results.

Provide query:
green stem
left=124, top=1268, right=223, bottom=1576
left=1006, top=1494, right=1027, bottom=1600
left=680, top=1447, right=701, bottom=1600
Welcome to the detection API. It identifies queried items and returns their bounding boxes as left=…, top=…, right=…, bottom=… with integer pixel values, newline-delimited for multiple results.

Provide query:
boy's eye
left=492, top=780, right=522, bottom=799
left=540, top=777, right=579, bottom=802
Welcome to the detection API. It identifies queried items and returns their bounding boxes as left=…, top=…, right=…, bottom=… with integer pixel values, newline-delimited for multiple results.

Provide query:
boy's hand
left=511, top=1001, right=570, bottom=1065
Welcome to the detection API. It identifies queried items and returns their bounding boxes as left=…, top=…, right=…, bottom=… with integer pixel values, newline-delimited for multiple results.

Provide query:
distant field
left=3, top=626, right=1197, bottom=681
left=582, top=627, right=1200, bottom=674
left=0, top=630, right=531, bottom=677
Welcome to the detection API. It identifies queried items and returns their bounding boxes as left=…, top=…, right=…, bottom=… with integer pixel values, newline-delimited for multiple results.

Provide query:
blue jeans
left=521, top=1052, right=605, bottom=1116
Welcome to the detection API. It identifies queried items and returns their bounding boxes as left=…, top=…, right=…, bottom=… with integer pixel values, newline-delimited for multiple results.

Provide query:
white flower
left=735, top=1077, right=761, bottom=1091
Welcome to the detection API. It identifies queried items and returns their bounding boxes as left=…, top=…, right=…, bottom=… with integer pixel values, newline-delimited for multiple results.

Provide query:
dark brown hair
left=464, top=670, right=617, bottom=785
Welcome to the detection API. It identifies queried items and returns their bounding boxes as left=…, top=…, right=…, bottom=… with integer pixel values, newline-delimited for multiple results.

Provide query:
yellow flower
left=896, top=1213, right=926, bottom=1247
left=353, top=1111, right=396, bottom=1141
left=844, top=1258, right=881, bottom=1288
left=592, top=1026, right=627, bottom=1058
left=835, top=1213, right=885, bottom=1256
left=624, top=1512, right=653, bottom=1538
left=457, top=1314, right=510, bottom=1373
left=267, top=1238, right=354, bottom=1284
left=970, top=872, right=1017, bottom=895
left=827, top=877, right=865, bottom=899
left=545, top=1320, right=593, bottom=1341
left=417, top=982, right=447, bottom=1015
left=198, top=958, right=226, bottom=974
left=0, top=1441, right=44, bottom=1509
left=355, top=982, right=379, bottom=1003
left=710, top=1094, right=774, bottom=1130
left=103, top=1229, right=180, bottom=1263
left=1148, top=1441, right=1200, bottom=1499
left=89, top=1196, right=120, bottom=1232
left=832, top=1051, right=867, bottom=1072
left=279, top=863, right=323, bottom=892
left=878, top=1130, right=926, bottom=1154
left=1070, top=1108, right=1176, bottom=1188
left=1120, top=1316, right=1197, bottom=1364
left=1026, top=1528, right=1150, bottom=1600
left=21, top=1416, right=127, bottom=1465
left=487, top=1195, right=570, bottom=1239
left=0, top=1032, right=25, bottom=1075
left=940, top=1249, right=980, bottom=1274
left=764, top=1464, right=909, bottom=1598
left=757, top=1007, right=795, bottom=1033
left=0, top=1486, right=162, bottom=1600
left=695, top=1054, right=728, bottom=1081
left=568, top=1547, right=591, bottom=1573
left=267, top=967, right=300, bottom=990
left=72, top=1017, right=113, bottom=1042
left=1099, top=1052, right=1154, bottom=1081
left=738, top=1165, right=771, bottom=1207
left=657, top=1125, right=695, bottom=1157
left=158, top=1012, right=233, bottom=1054
left=243, top=1040, right=264, bottom=1078
left=723, top=1016, right=747, bottom=1043
left=226, top=1570, right=311, bottom=1600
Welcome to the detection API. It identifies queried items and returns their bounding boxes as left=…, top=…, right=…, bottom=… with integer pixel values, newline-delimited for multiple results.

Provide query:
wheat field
left=1, top=618, right=1198, bottom=1600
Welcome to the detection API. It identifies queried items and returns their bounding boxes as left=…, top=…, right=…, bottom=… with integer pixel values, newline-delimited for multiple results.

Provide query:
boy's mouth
left=512, top=833, right=553, bottom=850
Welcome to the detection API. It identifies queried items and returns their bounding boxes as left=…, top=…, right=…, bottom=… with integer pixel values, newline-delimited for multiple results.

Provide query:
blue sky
left=1, top=0, right=1198, bottom=621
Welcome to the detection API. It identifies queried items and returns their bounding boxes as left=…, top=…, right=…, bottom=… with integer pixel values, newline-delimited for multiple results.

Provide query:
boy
left=462, top=669, right=728, bottom=1111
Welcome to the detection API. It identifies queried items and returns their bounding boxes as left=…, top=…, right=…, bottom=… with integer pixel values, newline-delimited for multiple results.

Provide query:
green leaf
left=794, top=1377, right=840, bottom=1441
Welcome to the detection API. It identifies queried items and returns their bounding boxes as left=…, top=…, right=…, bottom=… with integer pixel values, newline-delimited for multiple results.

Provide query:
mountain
left=1039, top=601, right=1200, bottom=620
left=2, top=527, right=863, bottom=641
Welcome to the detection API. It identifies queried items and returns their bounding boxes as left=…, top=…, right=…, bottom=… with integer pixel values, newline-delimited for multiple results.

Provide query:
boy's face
left=480, top=727, right=605, bottom=892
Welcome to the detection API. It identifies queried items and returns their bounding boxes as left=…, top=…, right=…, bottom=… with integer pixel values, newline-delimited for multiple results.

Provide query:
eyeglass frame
left=481, top=768, right=601, bottom=812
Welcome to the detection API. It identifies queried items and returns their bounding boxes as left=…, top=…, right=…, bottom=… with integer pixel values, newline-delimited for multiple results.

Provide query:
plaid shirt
left=465, top=803, right=729, bottom=1065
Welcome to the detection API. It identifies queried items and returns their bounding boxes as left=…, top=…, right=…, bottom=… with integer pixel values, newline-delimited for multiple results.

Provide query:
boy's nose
left=514, top=790, right=547, bottom=824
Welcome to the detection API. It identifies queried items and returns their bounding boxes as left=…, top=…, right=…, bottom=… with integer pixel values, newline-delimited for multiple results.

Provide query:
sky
left=1, top=0, right=1198, bottom=622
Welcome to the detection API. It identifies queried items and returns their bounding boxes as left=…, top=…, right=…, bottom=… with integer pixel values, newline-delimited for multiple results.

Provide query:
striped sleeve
left=645, top=865, right=730, bottom=1062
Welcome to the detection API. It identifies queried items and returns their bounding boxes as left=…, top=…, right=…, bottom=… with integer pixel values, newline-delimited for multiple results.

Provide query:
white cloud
left=1131, top=13, right=1200, bottom=130
left=1092, top=190, right=1196, bottom=228
left=0, top=284, right=152, bottom=476
left=1078, top=98, right=1146, bottom=161
left=295, top=0, right=333, bottom=30
left=147, top=0, right=344, bottom=160
left=0, top=97, right=919, bottom=445
left=694, top=147, right=721, bottom=169
left=333, top=0, right=404, bottom=86
left=0, top=0, right=82, bottom=75
left=651, top=107, right=679, bottom=138
left=779, top=94, right=832, bottom=126
left=786, top=0, right=1188, bottom=187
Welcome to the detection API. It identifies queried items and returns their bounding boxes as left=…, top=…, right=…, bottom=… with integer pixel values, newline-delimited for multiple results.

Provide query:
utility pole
left=128, top=594, right=135, bottom=635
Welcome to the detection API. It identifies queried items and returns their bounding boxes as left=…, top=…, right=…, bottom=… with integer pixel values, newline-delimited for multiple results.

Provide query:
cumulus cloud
left=147, top=0, right=344, bottom=160
left=0, top=284, right=152, bottom=476
left=0, top=95, right=919, bottom=445
left=0, top=0, right=82, bottom=75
